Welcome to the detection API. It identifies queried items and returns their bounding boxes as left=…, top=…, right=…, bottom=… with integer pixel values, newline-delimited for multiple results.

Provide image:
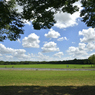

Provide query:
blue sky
left=0, top=1, right=95, bottom=61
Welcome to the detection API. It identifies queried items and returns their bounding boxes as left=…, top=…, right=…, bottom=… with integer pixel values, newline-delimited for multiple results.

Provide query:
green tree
left=0, top=0, right=24, bottom=41
left=80, top=0, right=95, bottom=28
left=1, top=0, right=95, bottom=41
left=88, top=54, right=95, bottom=67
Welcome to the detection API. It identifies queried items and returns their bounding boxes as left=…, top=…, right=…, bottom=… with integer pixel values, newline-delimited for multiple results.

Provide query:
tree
left=0, top=0, right=24, bottom=41
left=88, top=54, right=95, bottom=67
left=80, top=0, right=95, bottom=28
left=0, top=0, right=95, bottom=41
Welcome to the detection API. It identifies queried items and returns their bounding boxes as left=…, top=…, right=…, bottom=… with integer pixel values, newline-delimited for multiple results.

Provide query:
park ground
left=0, top=69, right=95, bottom=95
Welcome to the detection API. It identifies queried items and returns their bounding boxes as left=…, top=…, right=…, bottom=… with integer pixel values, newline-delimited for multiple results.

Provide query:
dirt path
left=0, top=68, right=95, bottom=71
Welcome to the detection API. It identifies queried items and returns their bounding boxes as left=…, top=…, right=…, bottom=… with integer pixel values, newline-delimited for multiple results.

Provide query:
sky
left=0, top=1, right=95, bottom=61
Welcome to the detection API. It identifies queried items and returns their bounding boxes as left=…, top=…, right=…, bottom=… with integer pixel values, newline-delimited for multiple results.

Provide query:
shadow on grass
left=0, top=85, right=95, bottom=95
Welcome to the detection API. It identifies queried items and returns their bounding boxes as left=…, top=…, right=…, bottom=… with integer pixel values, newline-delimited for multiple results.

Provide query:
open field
left=0, top=70, right=95, bottom=86
left=0, top=70, right=95, bottom=95
left=0, top=64, right=94, bottom=69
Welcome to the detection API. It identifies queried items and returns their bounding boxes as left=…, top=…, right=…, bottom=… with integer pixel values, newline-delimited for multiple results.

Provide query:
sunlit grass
left=0, top=70, right=95, bottom=86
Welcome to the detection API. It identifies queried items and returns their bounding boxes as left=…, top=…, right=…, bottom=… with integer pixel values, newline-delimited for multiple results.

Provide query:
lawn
left=0, top=70, right=95, bottom=95
left=0, top=70, right=95, bottom=86
left=0, top=64, right=93, bottom=69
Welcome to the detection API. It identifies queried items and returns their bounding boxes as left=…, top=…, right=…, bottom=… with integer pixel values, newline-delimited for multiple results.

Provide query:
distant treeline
left=0, top=59, right=92, bottom=65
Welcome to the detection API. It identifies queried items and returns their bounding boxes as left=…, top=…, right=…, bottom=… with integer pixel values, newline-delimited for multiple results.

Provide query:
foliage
left=1, top=0, right=95, bottom=41
left=0, top=0, right=24, bottom=41
left=88, top=54, right=95, bottom=65
left=80, top=0, right=95, bottom=28
left=16, top=0, right=79, bottom=30
left=0, top=59, right=90, bottom=65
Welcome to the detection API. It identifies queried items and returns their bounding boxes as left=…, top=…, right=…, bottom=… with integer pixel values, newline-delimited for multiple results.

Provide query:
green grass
left=0, top=70, right=95, bottom=86
left=0, top=70, right=95, bottom=95
left=0, top=64, right=93, bottom=69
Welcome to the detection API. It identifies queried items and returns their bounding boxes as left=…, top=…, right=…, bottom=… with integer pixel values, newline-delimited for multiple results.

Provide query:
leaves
left=1, top=0, right=95, bottom=41
left=88, top=54, right=95, bottom=64
left=80, top=0, right=95, bottom=28
left=0, top=0, right=24, bottom=41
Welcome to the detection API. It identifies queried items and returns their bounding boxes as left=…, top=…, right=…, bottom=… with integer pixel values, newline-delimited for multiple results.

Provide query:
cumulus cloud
left=54, top=1, right=82, bottom=29
left=79, top=28, right=95, bottom=43
left=22, top=33, right=40, bottom=48
left=67, top=42, right=88, bottom=58
left=79, top=28, right=95, bottom=51
left=45, top=29, right=60, bottom=38
left=42, top=41, right=59, bottom=53
left=0, top=44, right=14, bottom=54
left=0, top=44, right=32, bottom=61
left=86, top=43, right=95, bottom=51
left=37, top=52, right=50, bottom=61
left=53, top=52, right=64, bottom=58
left=78, top=43, right=86, bottom=50
left=57, top=37, right=68, bottom=41
left=54, top=12, right=78, bottom=28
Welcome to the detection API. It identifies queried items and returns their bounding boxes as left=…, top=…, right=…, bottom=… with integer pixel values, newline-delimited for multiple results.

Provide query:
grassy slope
left=0, top=70, right=95, bottom=86
left=0, top=64, right=93, bottom=68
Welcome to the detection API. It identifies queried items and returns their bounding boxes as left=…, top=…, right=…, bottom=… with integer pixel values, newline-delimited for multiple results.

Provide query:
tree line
left=0, top=59, right=91, bottom=65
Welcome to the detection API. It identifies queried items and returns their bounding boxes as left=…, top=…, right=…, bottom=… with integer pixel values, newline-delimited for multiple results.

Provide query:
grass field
left=0, top=70, right=95, bottom=86
left=0, top=70, right=95, bottom=95
left=0, top=64, right=94, bottom=69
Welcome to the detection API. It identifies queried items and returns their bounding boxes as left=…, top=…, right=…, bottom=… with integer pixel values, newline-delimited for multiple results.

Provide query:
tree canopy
left=0, top=0, right=95, bottom=41
left=0, top=0, right=24, bottom=41
left=88, top=54, right=95, bottom=65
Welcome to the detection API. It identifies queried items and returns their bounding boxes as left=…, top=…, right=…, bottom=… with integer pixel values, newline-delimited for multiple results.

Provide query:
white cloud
left=22, top=33, right=40, bottom=48
left=54, top=1, right=82, bottom=29
left=86, top=43, right=95, bottom=51
left=16, top=4, right=23, bottom=13
left=53, top=52, right=64, bottom=58
left=45, top=29, right=60, bottom=38
left=67, top=42, right=88, bottom=58
left=57, top=37, right=68, bottom=41
left=54, top=11, right=79, bottom=29
left=0, top=54, right=2, bottom=56
left=23, top=19, right=31, bottom=26
left=79, top=28, right=95, bottom=43
left=37, top=52, right=49, bottom=61
left=6, top=0, right=10, bottom=1
left=79, top=28, right=95, bottom=52
left=42, top=41, right=59, bottom=53
left=17, top=39, right=21, bottom=43
left=57, top=37, right=64, bottom=41
left=79, top=43, right=86, bottom=50
left=0, top=44, right=32, bottom=61
left=5, top=55, right=13, bottom=59
left=0, top=44, right=14, bottom=54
